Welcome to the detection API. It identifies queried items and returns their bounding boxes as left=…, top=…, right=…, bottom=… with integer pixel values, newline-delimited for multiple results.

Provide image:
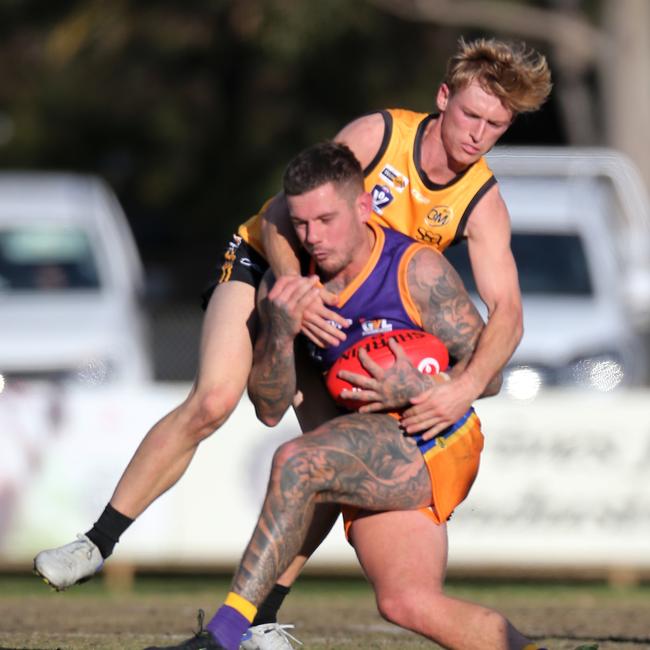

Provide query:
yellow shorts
left=343, top=408, right=483, bottom=538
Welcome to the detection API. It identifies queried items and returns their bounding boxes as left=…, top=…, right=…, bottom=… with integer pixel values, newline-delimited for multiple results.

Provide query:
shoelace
left=263, top=624, right=303, bottom=646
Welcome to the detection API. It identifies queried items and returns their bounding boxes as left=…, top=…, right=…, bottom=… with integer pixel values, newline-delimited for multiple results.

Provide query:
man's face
left=287, top=181, right=371, bottom=278
left=437, top=80, right=513, bottom=167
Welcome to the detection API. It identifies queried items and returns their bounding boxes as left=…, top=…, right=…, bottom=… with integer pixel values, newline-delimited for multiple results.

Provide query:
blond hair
left=444, top=37, right=552, bottom=114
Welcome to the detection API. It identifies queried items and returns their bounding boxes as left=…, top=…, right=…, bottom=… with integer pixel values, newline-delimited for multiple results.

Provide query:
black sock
left=85, top=504, right=134, bottom=559
left=252, top=584, right=291, bottom=626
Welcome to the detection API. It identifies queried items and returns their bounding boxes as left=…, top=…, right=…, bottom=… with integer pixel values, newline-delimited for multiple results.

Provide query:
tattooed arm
left=406, top=247, right=502, bottom=396
left=392, top=248, right=504, bottom=439
left=248, top=273, right=321, bottom=427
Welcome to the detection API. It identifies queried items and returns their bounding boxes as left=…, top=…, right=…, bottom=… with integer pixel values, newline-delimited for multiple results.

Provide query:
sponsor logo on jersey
left=416, top=226, right=442, bottom=245
left=411, top=187, right=430, bottom=204
left=417, top=357, right=441, bottom=374
left=424, top=205, right=452, bottom=227
left=371, top=184, right=394, bottom=215
left=379, top=164, right=409, bottom=193
left=360, top=318, right=393, bottom=335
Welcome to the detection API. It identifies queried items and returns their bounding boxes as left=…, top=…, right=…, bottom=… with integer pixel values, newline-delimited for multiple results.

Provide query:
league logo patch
left=360, top=318, right=393, bottom=336
left=372, top=184, right=394, bottom=215
left=379, top=164, right=409, bottom=193
left=424, top=205, right=452, bottom=227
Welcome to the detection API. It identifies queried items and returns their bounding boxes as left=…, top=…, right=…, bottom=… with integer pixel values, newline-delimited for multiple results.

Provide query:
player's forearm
left=260, top=195, right=302, bottom=277
left=248, top=337, right=297, bottom=427
left=447, top=356, right=502, bottom=398
left=456, top=303, right=522, bottom=399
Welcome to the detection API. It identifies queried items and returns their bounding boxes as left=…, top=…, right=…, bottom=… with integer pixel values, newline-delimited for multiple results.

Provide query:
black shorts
left=201, top=235, right=268, bottom=310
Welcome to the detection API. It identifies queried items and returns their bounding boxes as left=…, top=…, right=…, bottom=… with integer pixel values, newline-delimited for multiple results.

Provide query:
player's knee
left=271, top=439, right=306, bottom=475
left=197, top=385, right=241, bottom=430
left=184, top=384, right=241, bottom=442
left=270, top=439, right=331, bottom=489
left=376, top=591, right=409, bottom=627
left=376, top=590, right=432, bottom=631
left=272, top=439, right=297, bottom=466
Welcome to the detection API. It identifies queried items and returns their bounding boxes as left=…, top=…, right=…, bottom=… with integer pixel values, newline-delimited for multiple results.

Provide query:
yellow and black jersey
left=364, top=108, right=496, bottom=252
left=236, top=108, right=497, bottom=258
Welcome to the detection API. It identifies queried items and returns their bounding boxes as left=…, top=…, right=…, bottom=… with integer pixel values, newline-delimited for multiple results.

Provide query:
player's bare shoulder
left=406, top=245, right=484, bottom=358
left=334, top=112, right=386, bottom=170
left=406, top=245, right=460, bottom=301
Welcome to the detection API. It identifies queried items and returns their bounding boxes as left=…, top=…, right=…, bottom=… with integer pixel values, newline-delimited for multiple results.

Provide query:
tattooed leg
left=231, top=413, right=432, bottom=605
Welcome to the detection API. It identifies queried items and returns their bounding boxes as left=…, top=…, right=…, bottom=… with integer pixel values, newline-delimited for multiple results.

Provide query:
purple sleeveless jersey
left=310, top=226, right=421, bottom=370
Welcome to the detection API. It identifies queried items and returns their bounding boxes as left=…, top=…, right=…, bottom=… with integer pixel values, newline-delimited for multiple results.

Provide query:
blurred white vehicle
left=0, top=172, right=152, bottom=386
left=446, top=147, right=650, bottom=398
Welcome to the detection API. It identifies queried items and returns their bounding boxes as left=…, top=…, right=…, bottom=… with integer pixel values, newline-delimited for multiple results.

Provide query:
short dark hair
left=283, top=141, right=364, bottom=197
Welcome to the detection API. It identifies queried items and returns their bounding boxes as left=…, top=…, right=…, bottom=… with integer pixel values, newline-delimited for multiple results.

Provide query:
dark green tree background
left=0, top=0, right=565, bottom=296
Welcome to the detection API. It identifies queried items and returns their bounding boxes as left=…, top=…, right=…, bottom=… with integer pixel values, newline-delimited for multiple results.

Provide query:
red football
left=325, top=329, right=449, bottom=410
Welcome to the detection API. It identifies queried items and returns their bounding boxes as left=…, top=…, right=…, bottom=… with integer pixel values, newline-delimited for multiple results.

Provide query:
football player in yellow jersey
left=34, top=37, right=553, bottom=650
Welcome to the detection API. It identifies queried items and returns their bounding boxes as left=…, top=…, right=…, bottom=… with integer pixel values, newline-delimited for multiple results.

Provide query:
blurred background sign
left=2, top=386, right=649, bottom=579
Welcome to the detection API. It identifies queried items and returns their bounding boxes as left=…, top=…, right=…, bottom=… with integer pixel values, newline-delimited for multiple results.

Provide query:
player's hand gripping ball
left=325, top=329, right=449, bottom=410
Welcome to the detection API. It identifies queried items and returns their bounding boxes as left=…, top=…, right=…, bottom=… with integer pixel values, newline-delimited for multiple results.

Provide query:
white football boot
left=240, top=623, right=302, bottom=650
left=33, top=533, right=104, bottom=591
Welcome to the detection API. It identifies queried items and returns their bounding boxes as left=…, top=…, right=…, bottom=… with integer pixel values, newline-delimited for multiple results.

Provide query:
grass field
left=1, top=573, right=649, bottom=649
